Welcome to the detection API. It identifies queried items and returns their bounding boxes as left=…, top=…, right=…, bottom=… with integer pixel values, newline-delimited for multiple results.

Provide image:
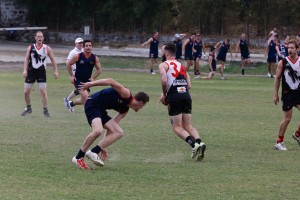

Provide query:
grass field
left=1, top=60, right=300, bottom=200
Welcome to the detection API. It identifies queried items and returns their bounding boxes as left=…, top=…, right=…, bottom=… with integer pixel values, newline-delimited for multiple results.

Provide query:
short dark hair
left=164, top=43, right=176, bottom=55
left=134, top=92, right=149, bottom=104
left=83, top=39, right=93, bottom=46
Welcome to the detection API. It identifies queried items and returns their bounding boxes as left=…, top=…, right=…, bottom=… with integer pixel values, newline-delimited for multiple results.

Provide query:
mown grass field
left=0, top=59, right=299, bottom=200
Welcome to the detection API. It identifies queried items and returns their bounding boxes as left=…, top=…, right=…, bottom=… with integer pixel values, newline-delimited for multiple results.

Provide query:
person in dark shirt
left=265, top=35, right=278, bottom=78
left=142, top=31, right=159, bottom=74
left=235, top=33, right=251, bottom=76
left=71, top=78, right=149, bottom=170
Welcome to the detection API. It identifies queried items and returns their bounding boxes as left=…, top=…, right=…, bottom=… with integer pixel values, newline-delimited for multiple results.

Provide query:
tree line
left=16, top=0, right=300, bottom=38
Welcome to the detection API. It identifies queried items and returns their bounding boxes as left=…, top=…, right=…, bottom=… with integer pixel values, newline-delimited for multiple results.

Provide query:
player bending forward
left=159, top=43, right=206, bottom=160
left=72, top=78, right=149, bottom=169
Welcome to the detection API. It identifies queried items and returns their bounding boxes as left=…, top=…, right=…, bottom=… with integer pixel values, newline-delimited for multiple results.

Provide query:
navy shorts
left=267, top=55, right=276, bottom=63
left=25, top=65, right=46, bottom=83
left=281, top=91, right=300, bottom=111
left=74, top=80, right=90, bottom=92
left=193, top=53, right=202, bottom=61
left=85, top=99, right=112, bottom=126
left=149, top=52, right=158, bottom=59
left=167, top=98, right=192, bottom=116
left=241, top=53, right=250, bottom=60
left=217, top=54, right=226, bottom=62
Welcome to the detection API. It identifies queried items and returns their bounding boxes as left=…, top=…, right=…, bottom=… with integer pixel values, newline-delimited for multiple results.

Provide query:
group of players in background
left=142, top=28, right=300, bottom=80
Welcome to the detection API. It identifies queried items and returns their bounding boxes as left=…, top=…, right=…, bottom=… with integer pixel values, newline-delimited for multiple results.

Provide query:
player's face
left=161, top=46, right=166, bottom=61
left=76, top=42, right=83, bottom=49
left=241, top=34, right=246, bottom=40
left=84, top=42, right=92, bottom=53
left=154, top=32, right=159, bottom=38
left=35, top=33, right=44, bottom=44
left=288, top=43, right=297, bottom=57
left=132, top=102, right=146, bottom=112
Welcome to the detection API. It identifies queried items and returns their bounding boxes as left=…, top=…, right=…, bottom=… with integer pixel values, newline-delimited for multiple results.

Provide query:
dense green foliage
left=15, top=0, right=300, bottom=36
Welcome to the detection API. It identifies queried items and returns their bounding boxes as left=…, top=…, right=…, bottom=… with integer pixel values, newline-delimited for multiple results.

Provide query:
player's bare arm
left=80, top=78, right=131, bottom=98
left=23, top=45, right=31, bottom=78
left=159, top=63, right=168, bottom=105
left=142, top=38, right=153, bottom=47
left=273, top=60, right=283, bottom=105
left=182, top=39, right=190, bottom=54
left=66, top=55, right=79, bottom=83
left=47, top=46, right=59, bottom=79
left=90, top=56, right=102, bottom=81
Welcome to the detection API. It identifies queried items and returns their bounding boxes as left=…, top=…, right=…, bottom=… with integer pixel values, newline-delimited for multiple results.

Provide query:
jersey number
left=170, top=62, right=187, bottom=78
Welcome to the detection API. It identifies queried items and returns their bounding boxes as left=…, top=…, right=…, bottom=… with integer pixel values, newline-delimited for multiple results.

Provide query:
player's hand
left=159, top=94, right=167, bottom=106
left=70, top=76, right=75, bottom=84
left=53, top=70, right=59, bottom=79
left=273, top=94, right=279, bottom=105
left=23, top=71, right=27, bottom=78
left=78, top=82, right=92, bottom=91
left=89, top=77, right=94, bottom=82
left=100, top=148, right=108, bottom=161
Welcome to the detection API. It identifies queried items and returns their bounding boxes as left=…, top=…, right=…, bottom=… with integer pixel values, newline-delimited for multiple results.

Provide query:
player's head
left=195, top=33, right=201, bottom=39
left=225, top=38, right=230, bottom=44
left=83, top=40, right=93, bottom=53
left=284, top=35, right=289, bottom=41
left=131, top=92, right=149, bottom=112
left=75, top=38, right=83, bottom=49
left=273, top=26, right=277, bottom=32
left=241, top=33, right=246, bottom=39
left=35, top=31, right=44, bottom=43
left=153, top=31, right=159, bottom=38
left=287, top=39, right=299, bottom=56
left=163, top=43, right=176, bottom=59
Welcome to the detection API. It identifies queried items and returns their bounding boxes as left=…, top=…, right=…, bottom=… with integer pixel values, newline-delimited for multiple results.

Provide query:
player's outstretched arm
left=80, top=78, right=131, bottom=98
left=142, top=38, right=153, bottom=47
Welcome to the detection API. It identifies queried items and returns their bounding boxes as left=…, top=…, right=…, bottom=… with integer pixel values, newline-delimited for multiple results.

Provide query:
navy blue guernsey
left=75, top=53, right=96, bottom=83
left=185, top=38, right=193, bottom=56
left=173, top=40, right=182, bottom=59
left=239, top=39, right=249, bottom=54
left=193, top=40, right=203, bottom=56
left=150, top=37, right=159, bottom=54
left=268, top=40, right=277, bottom=57
left=89, top=88, right=132, bottom=114
left=219, top=41, right=230, bottom=56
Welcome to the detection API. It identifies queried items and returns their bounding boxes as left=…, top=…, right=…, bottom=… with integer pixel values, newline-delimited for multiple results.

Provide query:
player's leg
left=38, top=83, right=49, bottom=117
left=68, top=89, right=89, bottom=113
left=270, top=62, right=275, bottom=78
left=149, top=58, right=156, bottom=74
left=275, top=109, right=292, bottom=150
left=21, top=83, right=33, bottom=116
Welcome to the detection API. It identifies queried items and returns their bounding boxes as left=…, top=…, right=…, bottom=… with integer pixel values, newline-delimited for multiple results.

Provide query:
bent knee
left=93, top=128, right=103, bottom=137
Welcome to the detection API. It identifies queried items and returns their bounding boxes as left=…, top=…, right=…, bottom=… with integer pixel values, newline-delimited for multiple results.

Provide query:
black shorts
left=149, top=52, right=158, bottom=59
left=281, top=91, right=300, bottom=111
left=168, top=98, right=192, bottom=116
left=85, top=99, right=111, bottom=126
left=185, top=53, right=193, bottom=60
left=25, top=65, right=46, bottom=83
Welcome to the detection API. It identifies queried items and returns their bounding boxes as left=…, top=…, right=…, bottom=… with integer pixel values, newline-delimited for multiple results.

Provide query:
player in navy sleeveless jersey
left=159, top=43, right=206, bottom=160
left=142, top=31, right=159, bottom=74
left=21, top=31, right=58, bottom=117
left=235, top=33, right=251, bottom=75
left=193, top=33, right=206, bottom=78
left=265, top=35, right=278, bottom=78
left=71, top=78, right=149, bottom=169
left=182, top=33, right=195, bottom=72
left=173, top=33, right=186, bottom=61
left=215, top=39, right=232, bottom=79
left=276, top=35, right=289, bottom=62
left=273, top=39, right=300, bottom=150
left=66, top=40, right=102, bottom=113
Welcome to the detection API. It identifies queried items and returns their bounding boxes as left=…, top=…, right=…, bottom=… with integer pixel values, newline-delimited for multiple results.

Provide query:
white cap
left=175, top=34, right=180, bottom=38
left=75, top=38, right=83, bottom=43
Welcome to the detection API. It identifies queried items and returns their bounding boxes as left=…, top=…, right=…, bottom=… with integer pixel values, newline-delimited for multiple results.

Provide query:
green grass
left=0, top=62, right=299, bottom=200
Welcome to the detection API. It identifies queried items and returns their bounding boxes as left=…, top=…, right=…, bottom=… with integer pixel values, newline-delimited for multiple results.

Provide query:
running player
left=71, top=78, right=149, bottom=169
left=235, top=33, right=250, bottom=76
left=63, top=38, right=83, bottom=105
left=215, top=39, right=232, bottom=79
left=159, top=43, right=206, bottom=160
left=142, top=31, right=159, bottom=74
left=182, top=33, right=195, bottom=72
left=193, top=33, right=206, bottom=79
left=273, top=39, right=300, bottom=150
left=276, top=35, right=289, bottom=62
left=65, top=40, right=102, bottom=113
left=21, top=31, right=58, bottom=117
left=173, top=33, right=186, bottom=61
left=265, top=35, right=278, bottom=78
